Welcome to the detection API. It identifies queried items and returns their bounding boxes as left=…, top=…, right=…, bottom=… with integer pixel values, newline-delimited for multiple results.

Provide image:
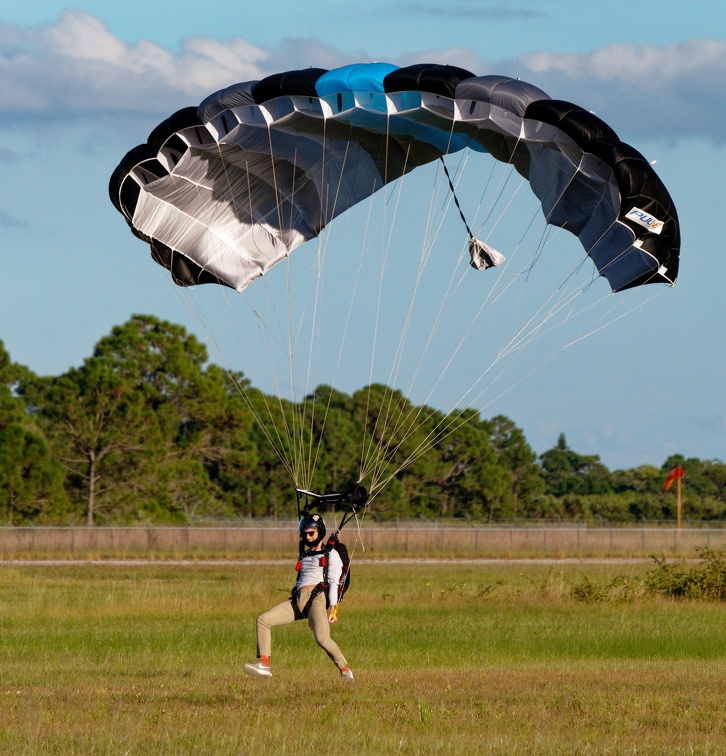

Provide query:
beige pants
left=255, top=586, right=347, bottom=669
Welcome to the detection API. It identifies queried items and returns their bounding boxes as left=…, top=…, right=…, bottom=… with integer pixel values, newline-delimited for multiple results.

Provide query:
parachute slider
left=295, top=484, right=368, bottom=508
left=295, top=484, right=368, bottom=528
left=469, top=238, right=505, bottom=270
left=296, top=487, right=322, bottom=500
left=295, top=487, right=345, bottom=509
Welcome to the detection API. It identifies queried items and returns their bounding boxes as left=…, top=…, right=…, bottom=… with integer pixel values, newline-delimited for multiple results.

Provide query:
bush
left=645, top=547, right=726, bottom=601
left=570, top=573, right=640, bottom=603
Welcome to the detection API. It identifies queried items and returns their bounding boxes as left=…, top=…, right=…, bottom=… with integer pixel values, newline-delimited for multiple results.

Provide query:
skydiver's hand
left=328, top=606, right=338, bottom=624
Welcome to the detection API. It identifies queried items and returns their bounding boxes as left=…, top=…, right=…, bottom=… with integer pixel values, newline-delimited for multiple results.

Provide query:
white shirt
left=296, top=548, right=343, bottom=606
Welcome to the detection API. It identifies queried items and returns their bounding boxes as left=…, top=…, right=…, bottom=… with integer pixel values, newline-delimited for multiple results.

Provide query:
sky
left=0, top=0, right=724, bottom=472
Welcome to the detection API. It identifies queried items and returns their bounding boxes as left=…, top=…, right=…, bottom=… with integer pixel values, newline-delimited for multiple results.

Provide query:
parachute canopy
left=109, top=62, right=680, bottom=294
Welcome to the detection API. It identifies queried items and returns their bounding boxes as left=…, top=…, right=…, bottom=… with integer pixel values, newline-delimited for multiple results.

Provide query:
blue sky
left=1, top=1, right=724, bottom=471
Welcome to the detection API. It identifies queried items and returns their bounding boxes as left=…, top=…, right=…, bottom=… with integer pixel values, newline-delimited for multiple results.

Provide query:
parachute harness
left=293, top=484, right=368, bottom=620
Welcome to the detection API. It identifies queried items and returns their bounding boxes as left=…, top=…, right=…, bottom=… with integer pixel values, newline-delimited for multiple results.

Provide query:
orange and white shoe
left=340, top=666, right=354, bottom=681
left=243, top=661, right=272, bottom=678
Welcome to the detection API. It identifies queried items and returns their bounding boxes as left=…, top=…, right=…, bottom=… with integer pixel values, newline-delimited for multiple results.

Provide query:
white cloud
left=42, top=10, right=128, bottom=64
left=0, top=12, right=724, bottom=142
left=270, top=38, right=355, bottom=72
left=521, top=39, right=726, bottom=84
left=0, top=11, right=272, bottom=114
left=396, top=46, right=484, bottom=74
left=509, top=40, right=726, bottom=142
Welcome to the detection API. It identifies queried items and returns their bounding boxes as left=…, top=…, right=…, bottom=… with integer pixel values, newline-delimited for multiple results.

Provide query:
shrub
left=570, top=573, right=641, bottom=603
left=645, top=547, right=726, bottom=601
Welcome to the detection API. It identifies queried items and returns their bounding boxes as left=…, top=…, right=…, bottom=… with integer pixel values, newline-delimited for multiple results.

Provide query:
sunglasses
left=303, top=530, right=317, bottom=536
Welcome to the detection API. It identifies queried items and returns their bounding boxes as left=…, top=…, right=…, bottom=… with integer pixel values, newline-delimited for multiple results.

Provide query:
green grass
left=0, top=563, right=723, bottom=753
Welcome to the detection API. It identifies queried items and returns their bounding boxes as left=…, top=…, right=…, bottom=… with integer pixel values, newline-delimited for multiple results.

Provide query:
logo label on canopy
left=625, top=208, right=664, bottom=234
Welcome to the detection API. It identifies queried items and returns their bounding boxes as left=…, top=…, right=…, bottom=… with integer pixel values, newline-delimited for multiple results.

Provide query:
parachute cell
left=109, top=62, right=680, bottom=294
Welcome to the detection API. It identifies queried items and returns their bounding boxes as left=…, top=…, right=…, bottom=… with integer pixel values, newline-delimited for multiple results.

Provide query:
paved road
left=0, top=557, right=670, bottom=566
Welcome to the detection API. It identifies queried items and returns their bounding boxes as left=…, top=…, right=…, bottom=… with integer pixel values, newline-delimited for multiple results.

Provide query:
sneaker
left=340, top=666, right=354, bottom=681
left=243, top=661, right=272, bottom=679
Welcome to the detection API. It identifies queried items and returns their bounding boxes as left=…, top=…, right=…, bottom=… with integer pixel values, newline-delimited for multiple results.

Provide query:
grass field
left=0, top=561, right=724, bottom=754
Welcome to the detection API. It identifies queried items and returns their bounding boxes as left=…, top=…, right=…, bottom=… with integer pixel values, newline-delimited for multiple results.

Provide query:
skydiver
left=242, top=511, right=354, bottom=680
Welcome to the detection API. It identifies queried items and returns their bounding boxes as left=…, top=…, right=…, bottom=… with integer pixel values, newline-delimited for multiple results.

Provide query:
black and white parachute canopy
left=110, top=62, right=680, bottom=294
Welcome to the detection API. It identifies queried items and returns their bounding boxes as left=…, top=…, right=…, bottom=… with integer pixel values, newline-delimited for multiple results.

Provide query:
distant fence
left=0, top=525, right=724, bottom=558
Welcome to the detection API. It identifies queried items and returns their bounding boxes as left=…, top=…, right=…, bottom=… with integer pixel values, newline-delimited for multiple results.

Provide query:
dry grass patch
left=0, top=562, right=723, bottom=753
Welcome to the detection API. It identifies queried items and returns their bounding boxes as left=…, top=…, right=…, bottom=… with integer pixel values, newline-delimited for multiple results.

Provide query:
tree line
left=1, top=315, right=724, bottom=525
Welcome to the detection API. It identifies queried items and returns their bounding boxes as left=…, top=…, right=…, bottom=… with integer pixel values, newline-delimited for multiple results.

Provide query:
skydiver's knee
left=311, top=627, right=333, bottom=649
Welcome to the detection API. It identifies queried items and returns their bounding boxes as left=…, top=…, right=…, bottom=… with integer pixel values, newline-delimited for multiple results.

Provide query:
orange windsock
left=664, top=466, right=684, bottom=491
